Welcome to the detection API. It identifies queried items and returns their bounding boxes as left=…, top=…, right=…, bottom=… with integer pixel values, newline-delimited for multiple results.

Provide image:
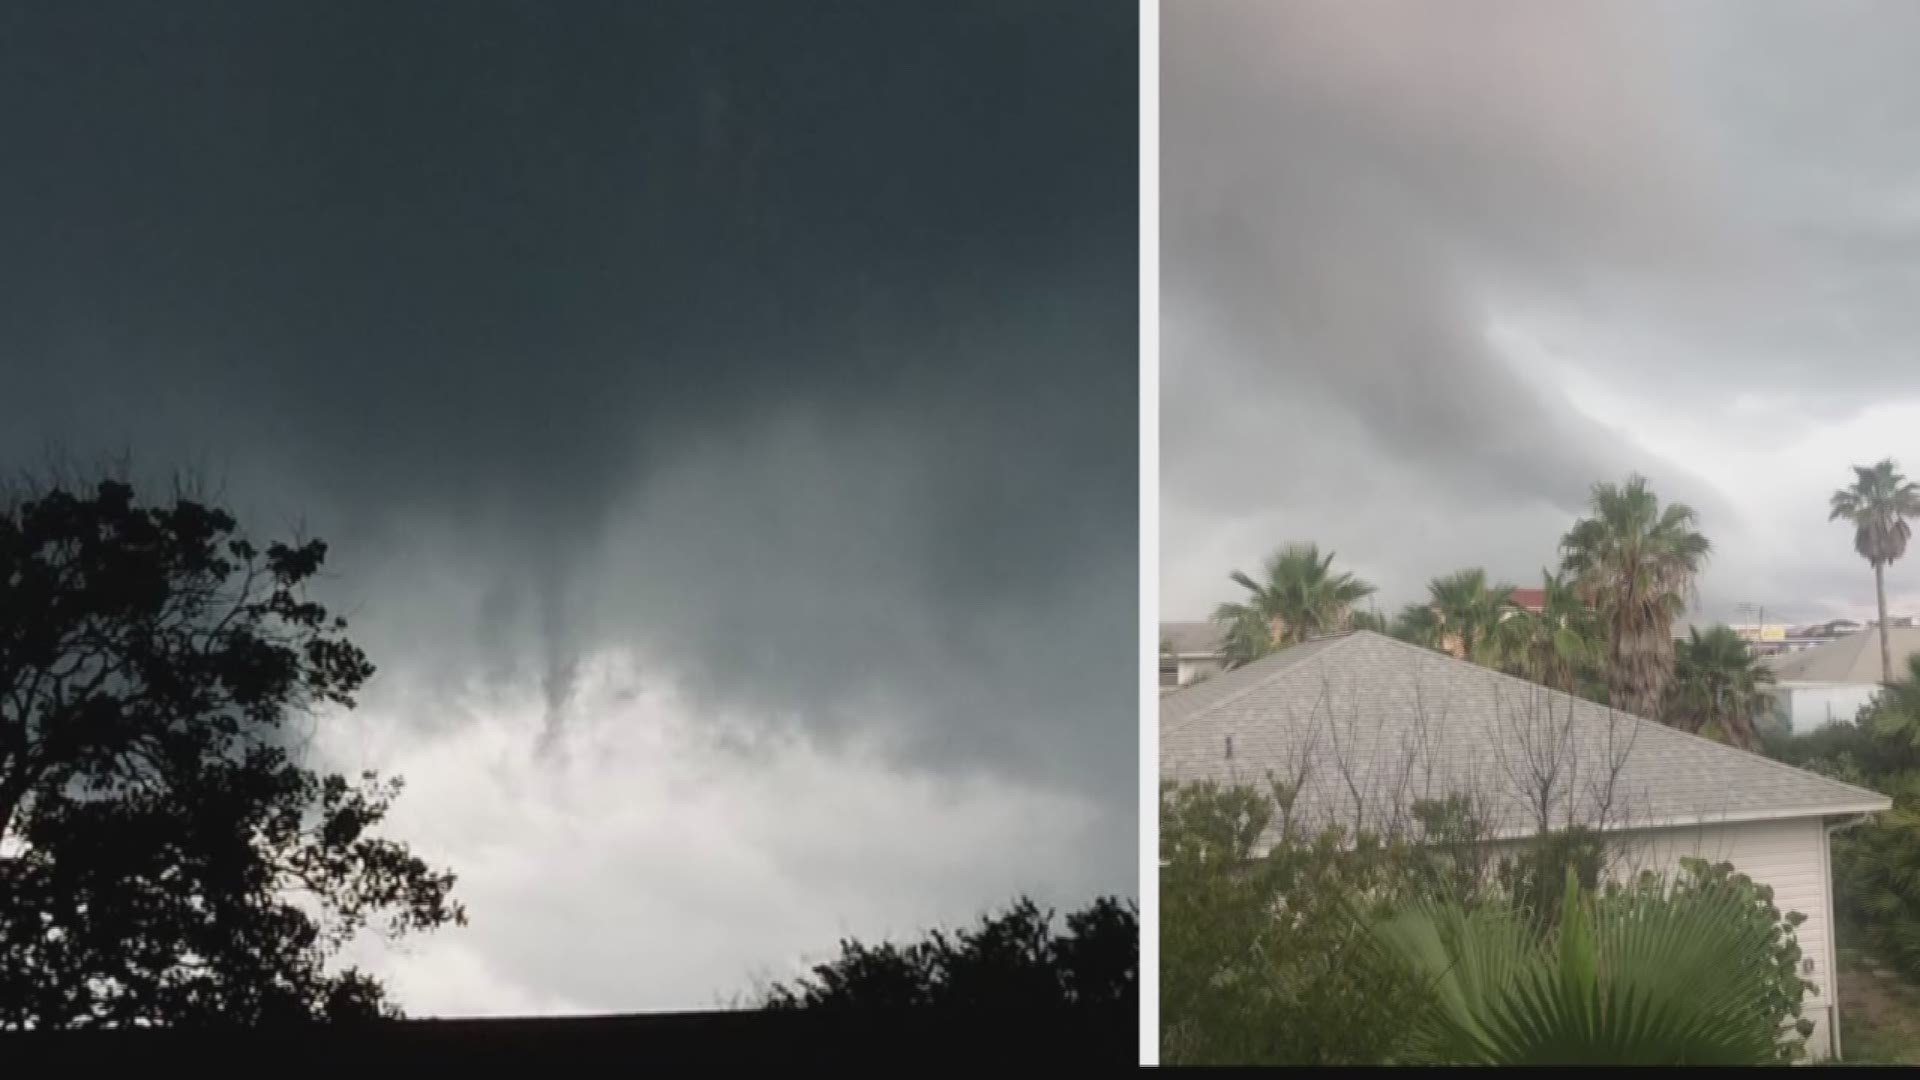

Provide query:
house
left=1764, top=627, right=1920, bottom=734
left=1159, top=621, right=1226, bottom=691
left=1731, top=623, right=1792, bottom=658
left=1161, top=630, right=1890, bottom=1062
left=1506, top=587, right=1547, bottom=614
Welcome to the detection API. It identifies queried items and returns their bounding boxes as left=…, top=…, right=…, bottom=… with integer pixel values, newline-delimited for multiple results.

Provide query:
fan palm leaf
left=1372, top=869, right=1787, bottom=1065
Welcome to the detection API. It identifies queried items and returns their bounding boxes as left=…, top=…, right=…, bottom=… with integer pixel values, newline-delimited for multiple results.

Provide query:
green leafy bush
left=1375, top=862, right=1813, bottom=1065
left=1159, top=780, right=1435, bottom=1065
left=1762, top=673, right=1920, bottom=985
left=1162, top=779, right=1818, bottom=1065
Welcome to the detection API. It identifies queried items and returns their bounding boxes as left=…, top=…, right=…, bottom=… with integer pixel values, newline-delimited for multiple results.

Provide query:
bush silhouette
left=763, top=896, right=1137, bottom=1011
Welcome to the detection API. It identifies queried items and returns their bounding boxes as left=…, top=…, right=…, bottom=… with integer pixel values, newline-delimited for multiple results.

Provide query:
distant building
left=1732, top=620, right=1858, bottom=659
left=1764, top=626, right=1920, bottom=733
left=1159, top=621, right=1225, bottom=691
left=1507, top=587, right=1547, bottom=614
left=1729, top=623, right=1790, bottom=645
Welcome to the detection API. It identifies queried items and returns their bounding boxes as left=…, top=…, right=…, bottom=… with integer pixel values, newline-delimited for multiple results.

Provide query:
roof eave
left=1534, top=800, right=1893, bottom=840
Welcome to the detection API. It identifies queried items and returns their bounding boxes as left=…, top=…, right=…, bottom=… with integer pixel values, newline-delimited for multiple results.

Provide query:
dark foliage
left=1158, top=780, right=1474, bottom=1065
left=1161, top=779, right=1816, bottom=1065
left=0, top=479, right=463, bottom=1028
left=762, top=896, right=1136, bottom=1012
left=1761, top=693, right=1920, bottom=981
left=1496, top=825, right=1605, bottom=935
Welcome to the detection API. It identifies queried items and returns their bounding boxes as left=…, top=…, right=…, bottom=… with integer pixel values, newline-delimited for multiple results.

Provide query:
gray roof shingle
left=1160, top=621, right=1224, bottom=657
left=1162, top=631, right=1888, bottom=848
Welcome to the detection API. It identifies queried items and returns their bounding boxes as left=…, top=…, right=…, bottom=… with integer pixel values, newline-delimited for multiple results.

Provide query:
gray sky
left=0, top=2, right=1136, bottom=1014
left=1164, top=0, right=1920, bottom=631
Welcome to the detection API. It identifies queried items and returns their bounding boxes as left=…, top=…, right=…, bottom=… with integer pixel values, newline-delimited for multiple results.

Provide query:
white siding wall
left=1177, top=656, right=1224, bottom=687
left=1601, top=818, right=1838, bottom=1062
left=1775, top=683, right=1881, bottom=734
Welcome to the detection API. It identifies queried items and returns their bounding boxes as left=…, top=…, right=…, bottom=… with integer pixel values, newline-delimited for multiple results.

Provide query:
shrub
left=1159, top=780, right=1431, bottom=1065
left=1375, top=861, right=1815, bottom=1065
left=1163, top=779, right=1817, bottom=1065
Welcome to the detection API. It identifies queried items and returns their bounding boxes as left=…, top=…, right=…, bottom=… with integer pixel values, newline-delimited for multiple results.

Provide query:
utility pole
left=1736, top=602, right=1769, bottom=657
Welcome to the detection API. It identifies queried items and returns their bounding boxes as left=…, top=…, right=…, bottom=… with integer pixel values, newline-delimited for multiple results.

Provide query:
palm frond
left=1372, top=869, right=1789, bottom=1065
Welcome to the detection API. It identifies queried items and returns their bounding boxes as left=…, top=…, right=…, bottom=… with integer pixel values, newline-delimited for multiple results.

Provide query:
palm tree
left=1829, top=459, right=1920, bottom=685
left=1667, top=625, right=1776, bottom=749
left=1560, top=476, right=1711, bottom=721
left=1424, top=568, right=1515, bottom=662
left=1393, top=602, right=1440, bottom=647
left=1372, top=869, right=1797, bottom=1065
left=1213, top=607, right=1274, bottom=669
left=1484, top=570, right=1604, bottom=697
left=1350, top=607, right=1390, bottom=634
left=1210, top=543, right=1376, bottom=668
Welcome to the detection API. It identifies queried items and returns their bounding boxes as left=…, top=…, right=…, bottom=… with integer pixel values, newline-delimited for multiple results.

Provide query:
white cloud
left=322, top=649, right=1118, bottom=1015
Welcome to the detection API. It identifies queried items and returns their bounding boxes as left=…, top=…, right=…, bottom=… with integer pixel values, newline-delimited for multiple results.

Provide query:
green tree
left=1422, top=568, right=1515, bottom=663
left=1160, top=780, right=1423, bottom=1064
left=1392, top=602, right=1440, bottom=647
left=0, top=479, right=464, bottom=1028
left=1765, top=660, right=1920, bottom=984
left=1373, top=862, right=1814, bottom=1065
left=1159, top=780, right=1504, bottom=1065
left=1483, top=570, right=1604, bottom=697
left=763, top=896, right=1136, bottom=1011
left=1349, top=608, right=1389, bottom=634
left=1667, top=625, right=1777, bottom=750
left=1821, top=656, right=1920, bottom=978
left=1877, top=652, right=1920, bottom=751
left=1210, top=543, right=1375, bottom=668
left=1829, top=459, right=1920, bottom=685
left=1560, top=475, right=1711, bottom=721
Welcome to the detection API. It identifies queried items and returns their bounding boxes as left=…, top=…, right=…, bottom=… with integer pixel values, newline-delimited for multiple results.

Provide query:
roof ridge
left=1159, top=630, right=1363, bottom=735
left=1362, top=630, right=1891, bottom=803
left=1182, top=629, right=1889, bottom=807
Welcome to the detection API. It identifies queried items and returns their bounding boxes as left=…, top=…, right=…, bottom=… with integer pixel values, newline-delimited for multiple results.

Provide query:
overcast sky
left=0, top=2, right=1136, bottom=1014
left=1164, top=0, right=1920, bottom=631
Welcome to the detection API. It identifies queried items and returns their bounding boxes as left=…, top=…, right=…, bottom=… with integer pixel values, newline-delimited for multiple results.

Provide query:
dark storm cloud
left=1165, top=0, right=1920, bottom=635
left=1156, top=0, right=1920, bottom=623
left=1162, top=0, right=1727, bottom=522
left=0, top=2, right=1136, bottom=799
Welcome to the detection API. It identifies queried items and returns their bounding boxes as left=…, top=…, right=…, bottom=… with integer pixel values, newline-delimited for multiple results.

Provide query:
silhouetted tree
left=0, top=478, right=463, bottom=1029
left=762, top=896, right=1136, bottom=1011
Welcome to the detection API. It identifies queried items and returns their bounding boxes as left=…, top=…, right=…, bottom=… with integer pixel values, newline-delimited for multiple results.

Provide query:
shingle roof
left=1160, top=620, right=1224, bottom=657
left=1766, top=627, right=1920, bottom=684
left=1161, top=631, right=1888, bottom=849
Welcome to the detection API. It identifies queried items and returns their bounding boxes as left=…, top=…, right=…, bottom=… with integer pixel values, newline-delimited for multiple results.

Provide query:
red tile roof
left=1508, top=587, right=1547, bottom=612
